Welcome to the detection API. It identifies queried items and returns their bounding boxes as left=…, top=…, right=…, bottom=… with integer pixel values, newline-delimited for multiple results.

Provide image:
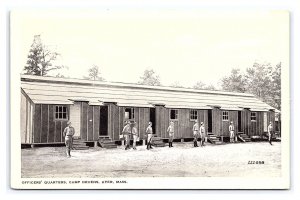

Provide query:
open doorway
left=99, top=106, right=108, bottom=136
left=238, top=111, right=242, bottom=132
left=208, top=109, right=212, bottom=133
left=150, top=108, right=156, bottom=134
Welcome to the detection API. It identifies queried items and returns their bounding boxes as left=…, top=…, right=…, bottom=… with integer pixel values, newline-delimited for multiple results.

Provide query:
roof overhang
left=33, top=100, right=74, bottom=105
left=250, top=108, right=270, bottom=112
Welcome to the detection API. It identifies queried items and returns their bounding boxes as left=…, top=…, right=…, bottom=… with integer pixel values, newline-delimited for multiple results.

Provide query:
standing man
left=167, top=121, right=175, bottom=148
left=229, top=121, right=235, bottom=143
left=122, top=121, right=131, bottom=150
left=146, top=122, right=153, bottom=150
left=63, top=121, right=75, bottom=158
left=131, top=121, right=138, bottom=150
left=199, top=122, right=206, bottom=147
left=192, top=120, right=199, bottom=147
left=268, top=122, right=273, bottom=145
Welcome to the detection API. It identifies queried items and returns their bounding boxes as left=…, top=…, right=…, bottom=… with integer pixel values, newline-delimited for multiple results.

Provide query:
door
left=99, top=106, right=108, bottom=136
left=150, top=107, right=156, bottom=134
left=208, top=109, right=212, bottom=133
left=69, top=103, right=81, bottom=138
left=238, top=111, right=242, bottom=132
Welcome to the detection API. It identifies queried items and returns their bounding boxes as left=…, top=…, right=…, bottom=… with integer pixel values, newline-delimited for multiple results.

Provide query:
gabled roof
left=21, top=74, right=274, bottom=111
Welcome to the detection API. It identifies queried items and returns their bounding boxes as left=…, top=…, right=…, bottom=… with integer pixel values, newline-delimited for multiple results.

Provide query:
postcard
left=10, top=9, right=290, bottom=189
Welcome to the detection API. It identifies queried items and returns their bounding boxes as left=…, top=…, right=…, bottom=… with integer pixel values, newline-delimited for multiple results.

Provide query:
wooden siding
left=117, top=107, right=150, bottom=140
left=34, top=104, right=41, bottom=143
left=221, top=111, right=238, bottom=137
left=29, top=102, right=276, bottom=144
left=109, top=104, right=120, bottom=141
left=48, top=105, right=55, bottom=142
left=20, top=90, right=33, bottom=144
left=79, top=102, right=102, bottom=141
left=41, top=104, right=48, bottom=143
left=32, top=104, right=68, bottom=144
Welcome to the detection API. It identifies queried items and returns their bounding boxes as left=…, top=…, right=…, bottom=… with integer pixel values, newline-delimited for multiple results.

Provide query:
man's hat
left=200, top=122, right=204, bottom=125
left=230, top=121, right=233, bottom=124
left=194, top=120, right=198, bottom=123
left=67, top=121, right=71, bottom=125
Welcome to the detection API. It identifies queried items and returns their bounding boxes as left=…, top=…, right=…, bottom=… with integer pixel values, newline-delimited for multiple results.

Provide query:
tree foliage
left=221, top=68, right=246, bottom=93
left=170, top=81, right=184, bottom=88
left=23, top=35, right=63, bottom=76
left=138, top=69, right=161, bottom=86
left=193, top=81, right=217, bottom=91
left=83, top=65, right=105, bottom=81
left=220, top=62, right=281, bottom=110
left=193, top=81, right=206, bottom=90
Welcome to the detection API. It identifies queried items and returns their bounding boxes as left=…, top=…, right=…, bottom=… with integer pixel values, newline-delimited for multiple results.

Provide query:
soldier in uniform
left=229, top=121, right=235, bottom=143
left=199, top=122, right=206, bottom=147
left=131, top=121, right=138, bottom=150
left=192, top=120, right=199, bottom=147
left=146, top=122, right=153, bottom=150
left=122, top=121, right=131, bottom=150
left=167, top=121, right=175, bottom=148
left=268, top=122, right=273, bottom=145
left=63, top=121, right=75, bottom=158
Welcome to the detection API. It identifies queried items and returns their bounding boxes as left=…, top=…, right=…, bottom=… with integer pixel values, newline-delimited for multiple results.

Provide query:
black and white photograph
left=10, top=8, right=289, bottom=189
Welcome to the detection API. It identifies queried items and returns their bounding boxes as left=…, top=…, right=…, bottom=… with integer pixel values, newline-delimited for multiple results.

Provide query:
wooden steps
left=238, top=134, right=251, bottom=142
left=72, top=139, right=89, bottom=150
left=207, top=134, right=223, bottom=145
left=151, top=136, right=165, bottom=147
left=98, top=137, right=118, bottom=149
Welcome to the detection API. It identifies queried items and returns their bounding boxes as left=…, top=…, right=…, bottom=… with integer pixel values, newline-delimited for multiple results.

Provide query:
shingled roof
left=21, top=74, right=274, bottom=111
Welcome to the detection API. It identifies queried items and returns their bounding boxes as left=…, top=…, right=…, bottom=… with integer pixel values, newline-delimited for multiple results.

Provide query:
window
left=170, top=109, right=178, bottom=120
left=55, top=105, right=68, bottom=120
left=222, top=111, right=229, bottom=121
left=125, top=108, right=135, bottom=120
left=251, top=112, right=257, bottom=121
left=190, top=110, right=198, bottom=120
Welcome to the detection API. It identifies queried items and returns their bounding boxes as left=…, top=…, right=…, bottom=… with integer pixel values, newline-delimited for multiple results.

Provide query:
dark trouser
left=193, top=133, right=198, bottom=147
left=169, top=134, right=174, bottom=147
left=124, top=134, right=130, bottom=150
left=268, top=132, right=273, bottom=145
left=65, top=136, right=73, bottom=157
left=147, top=134, right=153, bottom=149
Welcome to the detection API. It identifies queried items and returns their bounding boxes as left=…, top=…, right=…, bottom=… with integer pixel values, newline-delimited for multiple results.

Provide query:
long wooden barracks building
left=20, top=74, right=275, bottom=146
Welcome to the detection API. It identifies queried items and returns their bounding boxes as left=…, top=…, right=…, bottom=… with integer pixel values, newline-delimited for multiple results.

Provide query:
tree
left=170, top=81, right=184, bottom=88
left=221, top=68, right=247, bottom=93
left=269, top=62, right=281, bottom=110
left=193, top=81, right=217, bottom=91
left=83, top=65, right=105, bottom=81
left=23, top=35, right=63, bottom=76
left=193, top=81, right=206, bottom=90
left=204, top=84, right=217, bottom=91
left=220, top=62, right=281, bottom=110
left=244, top=62, right=273, bottom=102
left=138, top=69, right=161, bottom=86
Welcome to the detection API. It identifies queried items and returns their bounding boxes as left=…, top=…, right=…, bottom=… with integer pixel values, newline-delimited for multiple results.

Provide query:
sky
left=11, top=9, right=289, bottom=88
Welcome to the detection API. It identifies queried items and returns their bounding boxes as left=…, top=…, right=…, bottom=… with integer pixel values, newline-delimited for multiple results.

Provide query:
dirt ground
left=21, top=141, right=281, bottom=178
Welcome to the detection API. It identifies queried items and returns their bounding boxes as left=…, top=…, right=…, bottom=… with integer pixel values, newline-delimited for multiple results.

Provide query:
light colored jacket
left=146, top=126, right=153, bottom=134
left=122, top=124, right=131, bottom=135
left=63, top=126, right=75, bottom=137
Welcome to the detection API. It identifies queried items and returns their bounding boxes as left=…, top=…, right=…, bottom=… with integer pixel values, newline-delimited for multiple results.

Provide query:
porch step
left=72, top=139, right=89, bottom=150
left=151, top=136, right=166, bottom=147
left=207, top=134, right=224, bottom=145
left=98, top=137, right=118, bottom=149
left=238, top=134, right=251, bottom=142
